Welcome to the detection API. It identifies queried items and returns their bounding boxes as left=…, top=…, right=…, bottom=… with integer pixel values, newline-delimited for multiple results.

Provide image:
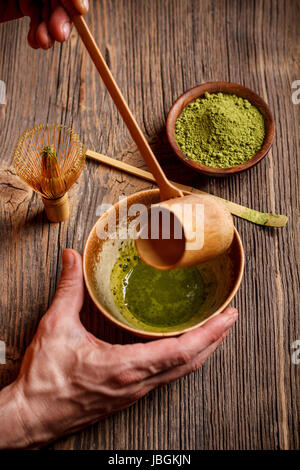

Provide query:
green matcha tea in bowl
left=166, top=82, right=275, bottom=177
left=83, top=189, right=244, bottom=339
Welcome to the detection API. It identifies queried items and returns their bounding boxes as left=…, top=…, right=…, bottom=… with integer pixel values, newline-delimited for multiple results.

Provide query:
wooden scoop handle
left=62, top=1, right=182, bottom=201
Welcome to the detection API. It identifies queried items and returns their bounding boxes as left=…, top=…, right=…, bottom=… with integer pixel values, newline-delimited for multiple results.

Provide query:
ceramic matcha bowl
left=83, top=189, right=245, bottom=339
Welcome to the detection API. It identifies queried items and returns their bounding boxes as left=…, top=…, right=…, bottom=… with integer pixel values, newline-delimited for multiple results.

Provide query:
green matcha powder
left=175, top=92, right=265, bottom=168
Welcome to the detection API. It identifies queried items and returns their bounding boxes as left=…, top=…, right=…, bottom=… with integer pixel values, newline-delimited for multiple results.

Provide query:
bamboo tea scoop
left=63, top=2, right=234, bottom=269
left=86, top=150, right=288, bottom=228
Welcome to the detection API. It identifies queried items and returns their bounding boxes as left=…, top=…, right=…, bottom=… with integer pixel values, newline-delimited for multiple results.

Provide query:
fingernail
left=224, top=310, right=238, bottom=329
left=62, top=22, right=71, bottom=40
left=63, top=250, right=75, bottom=268
left=81, top=0, right=89, bottom=11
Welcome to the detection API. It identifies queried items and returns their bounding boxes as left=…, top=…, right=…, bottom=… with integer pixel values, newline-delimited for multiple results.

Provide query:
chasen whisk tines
left=13, top=124, right=85, bottom=222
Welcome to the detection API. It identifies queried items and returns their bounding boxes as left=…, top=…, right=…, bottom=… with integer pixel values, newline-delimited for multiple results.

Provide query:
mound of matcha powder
left=175, top=92, right=265, bottom=168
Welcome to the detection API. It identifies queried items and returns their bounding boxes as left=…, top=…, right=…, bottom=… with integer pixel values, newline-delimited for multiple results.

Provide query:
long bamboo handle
left=63, top=6, right=182, bottom=201
left=86, top=149, right=288, bottom=228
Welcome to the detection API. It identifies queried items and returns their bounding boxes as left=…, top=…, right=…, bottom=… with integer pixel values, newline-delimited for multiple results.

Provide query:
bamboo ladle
left=63, top=2, right=234, bottom=269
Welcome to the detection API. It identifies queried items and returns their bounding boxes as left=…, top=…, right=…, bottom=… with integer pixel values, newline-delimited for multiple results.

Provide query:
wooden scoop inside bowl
left=63, top=1, right=235, bottom=268
left=136, top=193, right=234, bottom=270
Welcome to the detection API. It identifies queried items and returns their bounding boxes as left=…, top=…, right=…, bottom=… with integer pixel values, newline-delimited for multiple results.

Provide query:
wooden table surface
left=0, top=0, right=299, bottom=450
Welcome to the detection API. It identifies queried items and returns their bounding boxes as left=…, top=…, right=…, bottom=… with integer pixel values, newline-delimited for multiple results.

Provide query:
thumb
left=60, top=0, right=89, bottom=16
left=72, top=0, right=89, bottom=15
left=49, top=249, right=84, bottom=317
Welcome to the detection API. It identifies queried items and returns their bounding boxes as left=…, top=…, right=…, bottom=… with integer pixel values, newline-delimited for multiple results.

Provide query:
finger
left=35, top=21, right=54, bottom=49
left=35, top=1, right=54, bottom=49
left=48, top=4, right=72, bottom=42
left=144, top=328, right=231, bottom=388
left=27, top=8, right=42, bottom=49
left=42, top=0, right=51, bottom=20
left=127, top=308, right=238, bottom=379
left=19, top=0, right=38, bottom=16
left=48, top=249, right=84, bottom=316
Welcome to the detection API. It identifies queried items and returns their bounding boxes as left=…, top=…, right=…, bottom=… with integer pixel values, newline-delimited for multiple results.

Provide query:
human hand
left=0, top=1, right=89, bottom=49
left=0, top=249, right=238, bottom=449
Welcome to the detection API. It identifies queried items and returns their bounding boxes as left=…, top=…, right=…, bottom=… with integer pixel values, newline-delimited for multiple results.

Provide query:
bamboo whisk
left=13, top=124, right=85, bottom=222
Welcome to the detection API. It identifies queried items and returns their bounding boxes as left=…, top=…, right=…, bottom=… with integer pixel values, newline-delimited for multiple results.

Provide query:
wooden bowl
left=83, top=189, right=245, bottom=339
left=166, top=82, right=275, bottom=177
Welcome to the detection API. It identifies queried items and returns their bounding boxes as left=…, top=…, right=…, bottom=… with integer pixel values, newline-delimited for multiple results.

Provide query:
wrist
left=0, top=381, right=33, bottom=449
left=0, top=378, right=58, bottom=449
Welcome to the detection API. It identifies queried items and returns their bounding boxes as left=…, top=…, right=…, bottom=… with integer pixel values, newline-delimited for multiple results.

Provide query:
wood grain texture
left=0, top=0, right=299, bottom=450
